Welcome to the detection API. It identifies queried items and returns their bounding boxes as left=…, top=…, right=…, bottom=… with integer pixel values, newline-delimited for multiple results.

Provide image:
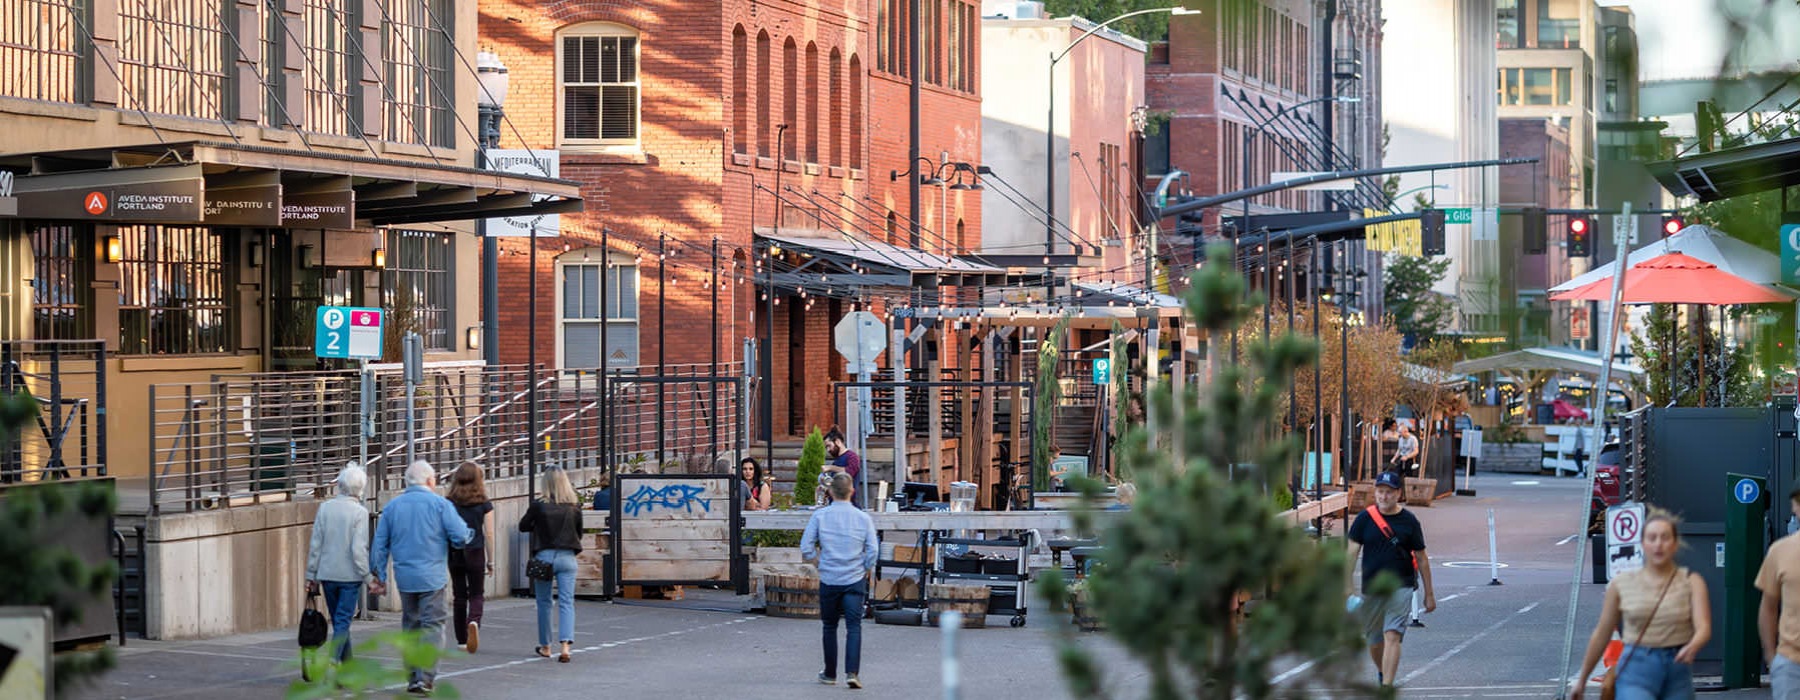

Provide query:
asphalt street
left=68, top=473, right=1777, bottom=698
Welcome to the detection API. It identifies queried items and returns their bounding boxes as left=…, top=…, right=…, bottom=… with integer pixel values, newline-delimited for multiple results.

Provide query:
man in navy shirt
left=1346, top=470, right=1434, bottom=688
left=824, top=428, right=864, bottom=509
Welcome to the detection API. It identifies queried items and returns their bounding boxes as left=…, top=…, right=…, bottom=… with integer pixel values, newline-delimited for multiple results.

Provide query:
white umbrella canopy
left=1547, top=224, right=1779, bottom=293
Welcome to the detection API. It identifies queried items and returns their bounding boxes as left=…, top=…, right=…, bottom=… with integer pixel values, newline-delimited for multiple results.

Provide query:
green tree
left=1038, top=243, right=1369, bottom=699
left=287, top=630, right=460, bottom=699
left=793, top=427, right=827, bottom=506
left=0, top=390, right=118, bottom=697
left=1383, top=254, right=1453, bottom=346
left=1034, top=317, right=1072, bottom=490
left=1627, top=303, right=1761, bottom=408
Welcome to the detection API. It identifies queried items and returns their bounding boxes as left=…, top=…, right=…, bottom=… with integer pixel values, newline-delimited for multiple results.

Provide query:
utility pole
left=1320, top=0, right=1338, bottom=207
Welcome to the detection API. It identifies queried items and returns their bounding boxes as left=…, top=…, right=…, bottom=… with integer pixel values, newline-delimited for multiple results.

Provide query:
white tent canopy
left=1548, top=224, right=1778, bottom=293
left=1451, top=346, right=1643, bottom=379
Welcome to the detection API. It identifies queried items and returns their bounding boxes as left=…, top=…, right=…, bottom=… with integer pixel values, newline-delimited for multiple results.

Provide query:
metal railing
left=147, top=361, right=745, bottom=513
left=0, top=340, right=108, bottom=483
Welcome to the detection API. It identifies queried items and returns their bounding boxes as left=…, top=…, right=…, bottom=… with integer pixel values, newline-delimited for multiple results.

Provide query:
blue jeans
left=398, top=586, right=448, bottom=686
left=319, top=581, right=361, bottom=663
left=1615, top=645, right=1694, bottom=700
left=532, top=549, right=578, bottom=647
left=819, top=580, right=867, bottom=678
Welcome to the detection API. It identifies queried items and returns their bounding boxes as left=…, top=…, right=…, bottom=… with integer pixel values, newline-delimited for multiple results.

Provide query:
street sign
left=315, top=306, right=384, bottom=360
left=1613, top=211, right=1639, bottom=246
left=1781, top=224, right=1800, bottom=285
left=1444, top=207, right=1473, bottom=225
left=484, top=149, right=560, bottom=237
left=1570, top=307, right=1590, bottom=340
left=1605, top=503, right=1646, bottom=579
left=1735, top=477, right=1761, bottom=505
left=833, top=311, right=886, bottom=374
left=1092, top=358, right=1111, bottom=385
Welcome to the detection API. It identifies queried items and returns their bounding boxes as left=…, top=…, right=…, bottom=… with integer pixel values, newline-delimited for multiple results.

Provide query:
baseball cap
left=1374, top=471, right=1404, bottom=490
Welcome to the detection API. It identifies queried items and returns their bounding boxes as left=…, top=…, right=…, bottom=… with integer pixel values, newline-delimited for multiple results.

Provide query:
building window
left=1497, top=67, right=1572, bottom=106
left=559, top=23, right=640, bottom=147
left=1496, top=0, right=1520, bottom=49
left=1604, top=78, right=1617, bottom=113
left=733, top=26, right=748, bottom=155
left=383, top=230, right=453, bottom=351
left=878, top=0, right=908, bottom=78
left=0, top=0, right=89, bottom=103
left=118, top=0, right=230, bottom=119
left=757, top=31, right=771, bottom=158
left=849, top=55, right=864, bottom=169
left=557, top=253, right=638, bottom=369
left=1535, top=0, right=1581, bottom=49
left=783, top=38, right=797, bottom=162
left=29, top=224, right=91, bottom=340
left=828, top=48, right=843, bottom=167
left=118, top=226, right=231, bottom=355
left=302, top=0, right=360, bottom=136
left=1145, top=124, right=1171, bottom=176
left=805, top=42, right=819, bottom=163
left=382, top=0, right=455, bottom=147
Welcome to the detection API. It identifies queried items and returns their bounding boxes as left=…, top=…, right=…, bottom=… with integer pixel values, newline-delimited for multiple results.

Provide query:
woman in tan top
left=1571, top=513, right=1712, bottom=699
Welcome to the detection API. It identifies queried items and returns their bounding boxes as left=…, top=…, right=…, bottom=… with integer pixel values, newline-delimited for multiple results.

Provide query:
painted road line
left=1400, top=601, right=1541, bottom=685
left=1269, top=659, right=1315, bottom=684
left=1510, top=481, right=1540, bottom=486
left=1557, top=534, right=1579, bottom=546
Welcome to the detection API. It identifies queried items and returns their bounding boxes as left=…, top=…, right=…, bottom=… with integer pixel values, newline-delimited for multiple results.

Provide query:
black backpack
left=298, top=592, right=329, bottom=649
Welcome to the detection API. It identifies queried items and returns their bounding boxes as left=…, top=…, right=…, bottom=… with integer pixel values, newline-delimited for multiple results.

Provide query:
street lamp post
left=476, top=52, right=507, bottom=368
left=1046, top=6, right=1196, bottom=294
left=1243, top=95, right=1358, bottom=348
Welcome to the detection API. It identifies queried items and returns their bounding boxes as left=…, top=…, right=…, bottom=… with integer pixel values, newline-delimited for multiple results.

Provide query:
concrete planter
left=1480, top=442, right=1543, bottom=473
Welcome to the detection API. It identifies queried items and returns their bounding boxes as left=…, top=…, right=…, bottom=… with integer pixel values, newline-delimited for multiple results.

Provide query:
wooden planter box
left=1403, top=478, right=1438, bottom=507
left=1348, top=481, right=1376, bottom=513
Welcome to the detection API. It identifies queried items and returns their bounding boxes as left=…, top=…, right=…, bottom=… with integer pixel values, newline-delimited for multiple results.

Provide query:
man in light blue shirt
left=370, top=461, right=471, bottom=696
left=801, top=472, right=878, bottom=689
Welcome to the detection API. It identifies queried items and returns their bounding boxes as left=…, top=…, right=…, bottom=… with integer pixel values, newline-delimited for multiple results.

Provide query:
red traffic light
left=1662, top=216, right=1683, bottom=236
left=1569, top=218, right=1588, bottom=235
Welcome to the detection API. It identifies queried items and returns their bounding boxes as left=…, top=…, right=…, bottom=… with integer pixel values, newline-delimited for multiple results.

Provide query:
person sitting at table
left=1107, top=483, right=1137, bottom=511
left=739, top=457, right=772, bottom=511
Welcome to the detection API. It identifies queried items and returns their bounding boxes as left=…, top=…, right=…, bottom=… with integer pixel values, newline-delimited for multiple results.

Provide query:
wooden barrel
left=764, top=574, right=820, bottom=618
left=927, top=584, right=989, bottom=629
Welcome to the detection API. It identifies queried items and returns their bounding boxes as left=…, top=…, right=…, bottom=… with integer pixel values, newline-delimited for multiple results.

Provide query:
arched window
left=828, top=48, right=842, bottom=167
left=805, top=42, right=819, bottom=163
left=732, top=26, right=748, bottom=155
left=885, top=211, right=898, bottom=245
left=783, top=38, right=798, bottom=162
left=955, top=219, right=965, bottom=254
left=556, top=22, right=640, bottom=148
left=848, top=54, right=863, bottom=169
left=757, top=31, right=771, bottom=157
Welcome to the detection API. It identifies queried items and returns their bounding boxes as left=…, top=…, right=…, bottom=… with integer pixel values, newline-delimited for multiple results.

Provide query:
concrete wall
left=144, top=466, right=607, bottom=640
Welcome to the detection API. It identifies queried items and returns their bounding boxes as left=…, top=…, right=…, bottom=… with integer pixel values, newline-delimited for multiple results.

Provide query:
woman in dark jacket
left=519, top=468, right=583, bottom=662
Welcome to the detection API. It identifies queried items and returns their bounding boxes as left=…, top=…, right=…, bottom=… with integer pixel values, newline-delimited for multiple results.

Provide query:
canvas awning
left=756, top=229, right=1006, bottom=288
left=1072, top=281, right=1184, bottom=308
left=0, top=141, right=581, bottom=227
left=1549, top=224, right=1778, bottom=293
left=1648, top=134, right=1800, bottom=202
left=1451, top=346, right=1642, bottom=379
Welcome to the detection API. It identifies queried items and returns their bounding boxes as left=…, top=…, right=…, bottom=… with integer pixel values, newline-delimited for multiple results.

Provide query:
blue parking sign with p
left=1092, top=358, right=1111, bottom=385
left=1736, top=478, right=1761, bottom=505
left=315, top=305, right=385, bottom=360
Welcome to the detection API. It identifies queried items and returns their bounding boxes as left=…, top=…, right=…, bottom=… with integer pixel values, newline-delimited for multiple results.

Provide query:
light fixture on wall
left=248, top=239, right=264, bottom=268
left=103, top=235, right=122, bottom=264
left=372, top=247, right=387, bottom=269
left=466, top=326, right=481, bottom=351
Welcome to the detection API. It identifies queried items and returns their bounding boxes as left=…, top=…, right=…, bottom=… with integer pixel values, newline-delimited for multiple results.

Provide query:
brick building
left=479, top=0, right=983, bottom=440
left=1498, top=117, right=1574, bottom=346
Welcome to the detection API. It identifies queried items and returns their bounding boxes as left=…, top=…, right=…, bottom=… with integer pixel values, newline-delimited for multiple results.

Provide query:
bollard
left=941, top=611, right=962, bottom=700
left=1487, top=508, right=1503, bottom=585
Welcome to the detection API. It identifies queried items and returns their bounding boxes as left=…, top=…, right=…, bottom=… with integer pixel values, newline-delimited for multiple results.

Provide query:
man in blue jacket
left=371, top=460, right=471, bottom=696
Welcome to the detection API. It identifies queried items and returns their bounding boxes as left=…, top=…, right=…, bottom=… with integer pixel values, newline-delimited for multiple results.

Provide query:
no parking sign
left=1605, top=503, right=1645, bottom=579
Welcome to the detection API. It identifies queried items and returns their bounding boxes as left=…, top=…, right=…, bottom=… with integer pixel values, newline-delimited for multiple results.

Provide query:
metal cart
left=930, top=531, right=1032, bottom=627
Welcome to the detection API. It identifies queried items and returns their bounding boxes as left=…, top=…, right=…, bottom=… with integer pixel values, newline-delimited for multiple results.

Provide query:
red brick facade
left=480, top=0, right=980, bottom=438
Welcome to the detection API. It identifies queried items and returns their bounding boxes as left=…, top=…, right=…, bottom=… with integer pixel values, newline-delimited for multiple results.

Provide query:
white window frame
left=554, top=249, right=640, bottom=372
left=555, top=22, right=642, bottom=152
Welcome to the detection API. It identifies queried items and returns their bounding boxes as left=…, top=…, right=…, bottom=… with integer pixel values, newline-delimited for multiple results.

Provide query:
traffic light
left=1567, top=215, right=1594, bottom=257
left=1523, top=206, right=1547, bottom=254
left=1420, top=208, right=1446, bottom=255
left=1661, top=215, right=1684, bottom=237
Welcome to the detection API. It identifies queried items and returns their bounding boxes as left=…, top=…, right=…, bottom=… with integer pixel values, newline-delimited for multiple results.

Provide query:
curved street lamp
left=1045, top=7, right=1199, bottom=262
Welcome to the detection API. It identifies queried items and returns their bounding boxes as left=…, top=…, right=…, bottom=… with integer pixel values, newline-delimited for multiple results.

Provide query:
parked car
left=1587, top=443, right=1623, bottom=535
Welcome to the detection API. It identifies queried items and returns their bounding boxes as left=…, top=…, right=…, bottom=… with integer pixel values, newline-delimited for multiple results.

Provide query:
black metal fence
left=0, top=340, right=107, bottom=483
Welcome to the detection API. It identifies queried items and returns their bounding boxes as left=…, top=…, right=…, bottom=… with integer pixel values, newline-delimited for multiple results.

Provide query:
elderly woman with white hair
left=305, top=462, right=371, bottom=663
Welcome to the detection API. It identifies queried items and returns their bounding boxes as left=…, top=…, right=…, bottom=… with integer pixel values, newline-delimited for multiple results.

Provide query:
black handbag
left=298, top=592, right=329, bottom=649
left=526, top=556, right=556, bottom=582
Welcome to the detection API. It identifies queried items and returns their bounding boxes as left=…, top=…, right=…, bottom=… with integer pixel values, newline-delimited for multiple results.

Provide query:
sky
left=1609, top=0, right=1800, bottom=82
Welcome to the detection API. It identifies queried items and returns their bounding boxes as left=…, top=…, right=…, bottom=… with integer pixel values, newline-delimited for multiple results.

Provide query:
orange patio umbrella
left=1549, top=252, right=1795, bottom=305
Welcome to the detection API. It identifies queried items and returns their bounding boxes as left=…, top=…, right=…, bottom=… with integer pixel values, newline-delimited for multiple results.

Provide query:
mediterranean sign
left=1605, top=502, right=1645, bottom=579
left=18, top=179, right=203, bottom=222
left=202, top=184, right=282, bottom=226
left=282, top=191, right=356, bottom=229
left=1362, top=208, right=1422, bottom=256
left=484, top=149, right=559, bottom=237
left=314, top=306, right=384, bottom=360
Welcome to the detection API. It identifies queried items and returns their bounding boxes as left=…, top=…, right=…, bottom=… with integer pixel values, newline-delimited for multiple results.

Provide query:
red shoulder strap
left=1365, top=505, right=1396, bottom=538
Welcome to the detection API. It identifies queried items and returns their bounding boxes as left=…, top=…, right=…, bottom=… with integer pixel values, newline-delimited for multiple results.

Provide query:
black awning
left=1648, top=135, right=1800, bottom=202
left=0, top=141, right=582, bottom=227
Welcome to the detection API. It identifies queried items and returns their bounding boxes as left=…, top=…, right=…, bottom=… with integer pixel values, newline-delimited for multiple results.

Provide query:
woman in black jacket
left=519, top=468, right=583, bottom=662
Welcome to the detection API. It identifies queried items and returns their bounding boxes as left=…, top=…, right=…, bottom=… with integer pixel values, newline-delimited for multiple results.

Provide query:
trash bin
left=255, top=439, right=292, bottom=492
